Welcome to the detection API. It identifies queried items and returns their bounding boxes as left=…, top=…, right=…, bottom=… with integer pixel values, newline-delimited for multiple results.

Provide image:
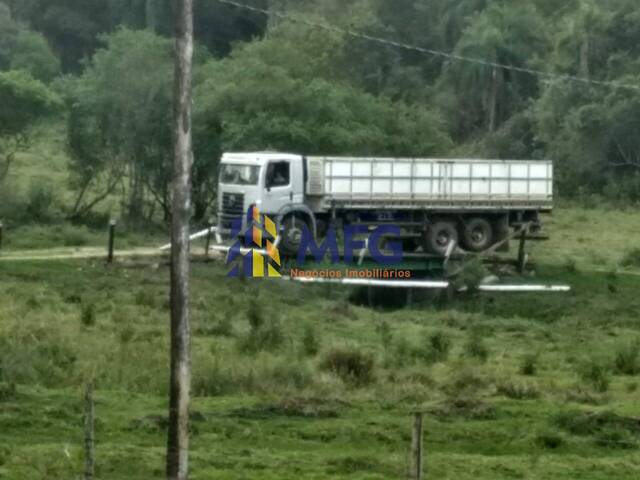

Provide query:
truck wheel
left=281, top=214, right=309, bottom=256
left=462, top=217, right=493, bottom=252
left=423, top=220, right=459, bottom=256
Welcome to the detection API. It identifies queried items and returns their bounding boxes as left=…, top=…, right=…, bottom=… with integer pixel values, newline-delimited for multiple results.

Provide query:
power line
left=215, top=0, right=640, bottom=92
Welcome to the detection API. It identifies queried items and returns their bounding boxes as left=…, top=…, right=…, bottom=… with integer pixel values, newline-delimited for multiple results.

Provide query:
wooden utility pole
left=166, top=0, right=194, bottom=479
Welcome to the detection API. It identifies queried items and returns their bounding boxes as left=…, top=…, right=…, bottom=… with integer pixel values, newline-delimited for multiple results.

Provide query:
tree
left=194, top=21, right=451, bottom=160
left=65, top=28, right=174, bottom=221
left=440, top=2, right=547, bottom=137
left=0, top=70, right=60, bottom=182
left=10, top=30, right=60, bottom=82
left=65, top=28, right=216, bottom=222
left=166, top=1, right=193, bottom=479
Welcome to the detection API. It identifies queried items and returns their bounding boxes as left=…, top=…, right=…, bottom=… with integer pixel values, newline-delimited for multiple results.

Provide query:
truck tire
left=423, top=220, right=459, bottom=256
left=281, top=214, right=309, bottom=256
left=461, top=217, right=493, bottom=252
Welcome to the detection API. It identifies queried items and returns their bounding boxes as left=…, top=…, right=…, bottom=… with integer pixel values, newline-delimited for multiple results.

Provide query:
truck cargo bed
left=306, top=157, right=553, bottom=211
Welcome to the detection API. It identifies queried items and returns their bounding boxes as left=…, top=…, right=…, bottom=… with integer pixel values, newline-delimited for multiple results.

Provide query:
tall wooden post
left=107, top=220, right=116, bottom=264
left=166, top=1, right=194, bottom=479
left=409, top=412, right=424, bottom=480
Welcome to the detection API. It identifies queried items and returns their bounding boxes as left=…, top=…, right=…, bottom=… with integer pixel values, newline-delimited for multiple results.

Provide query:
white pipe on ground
left=286, top=275, right=571, bottom=292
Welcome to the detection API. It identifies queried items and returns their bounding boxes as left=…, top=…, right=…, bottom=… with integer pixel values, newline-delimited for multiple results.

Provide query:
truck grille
left=222, top=193, right=244, bottom=217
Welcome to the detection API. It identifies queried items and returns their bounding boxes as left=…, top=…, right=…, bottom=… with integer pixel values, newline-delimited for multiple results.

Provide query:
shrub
left=443, top=367, right=488, bottom=398
left=134, top=290, right=156, bottom=308
left=0, top=382, right=17, bottom=401
left=210, top=317, right=235, bottom=337
left=196, top=315, right=234, bottom=337
left=520, top=353, right=538, bottom=376
left=579, top=360, right=610, bottom=393
left=420, top=330, right=451, bottom=364
left=25, top=181, right=56, bottom=223
left=62, top=228, right=90, bottom=247
left=301, top=324, right=320, bottom=356
left=496, top=381, right=540, bottom=400
left=554, top=410, right=640, bottom=438
left=80, top=303, right=96, bottom=327
left=613, top=342, right=640, bottom=375
left=238, top=318, right=285, bottom=354
left=247, top=298, right=264, bottom=329
left=535, top=431, right=564, bottom=450
left=621, top=248, right=640, bottom=268
left=594, top=428, right=637, bottom=449
left=376, top=321, right=393, bottom=352
left=563, top=257, right=578, bottom=273
left=320, top=347, right=375, bottom=385
left=463, top=333, right=489, bottom=363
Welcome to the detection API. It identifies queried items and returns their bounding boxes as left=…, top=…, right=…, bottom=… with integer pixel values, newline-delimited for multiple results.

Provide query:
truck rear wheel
left=422, top=220, right=459, bottom=256
left=281, top=214, right=309, bottom=256
left=461, top=217, right=493, bottom=252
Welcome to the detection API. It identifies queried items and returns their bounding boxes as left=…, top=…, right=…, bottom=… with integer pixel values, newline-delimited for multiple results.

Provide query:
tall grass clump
left=463, top=331, right=489, bottom=363
left=621, top=248, right=640, bottom=268
left=613, top=342, right=640, bottom=375
left=80, top=303, right=96, bottom=327
left=301, top=324, right=320, bottom=356
left=320, top=347, right=375, bottom=386
left=237, top=300, right=284, bottom=354
left=423, top=330, right=452, bottom=363
left=579, top=360, right=611, bottom=393
left=520, top=353, right=539, bottom=376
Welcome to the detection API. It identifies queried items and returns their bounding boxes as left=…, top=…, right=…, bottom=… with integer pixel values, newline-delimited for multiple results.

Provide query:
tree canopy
left=3, top=0, right=640, bottom=222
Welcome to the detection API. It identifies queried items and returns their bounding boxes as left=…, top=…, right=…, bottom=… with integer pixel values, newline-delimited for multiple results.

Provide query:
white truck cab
left=217, top=153, right=307, bottom=238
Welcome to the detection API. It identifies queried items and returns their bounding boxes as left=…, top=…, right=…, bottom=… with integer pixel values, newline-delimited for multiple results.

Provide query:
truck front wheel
left=461, top=217, right=493, bottom=252
left=280, top=214, right=309, bottom=256
left=422, top=220, right=459, bottom=256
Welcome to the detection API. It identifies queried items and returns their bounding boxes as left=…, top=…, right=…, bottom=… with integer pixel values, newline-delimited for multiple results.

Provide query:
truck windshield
left=220, top=164, right=260, bottom=185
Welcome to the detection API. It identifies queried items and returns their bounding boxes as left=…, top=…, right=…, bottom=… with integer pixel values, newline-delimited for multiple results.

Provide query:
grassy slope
left=1, top=207, right=640, bottom=479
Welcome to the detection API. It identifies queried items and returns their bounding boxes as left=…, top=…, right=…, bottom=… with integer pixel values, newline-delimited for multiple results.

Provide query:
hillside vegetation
left=2, top=0, right=640, bottom=229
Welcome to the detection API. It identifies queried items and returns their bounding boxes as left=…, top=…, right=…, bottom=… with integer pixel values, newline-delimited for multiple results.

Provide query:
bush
left=563, top=257, right=578, bottom=273
left=496, top=381, right=540, bottom=400
left=614, top=342, right=640, bottom=375
left=25, top=181, right=56, bottom=223
left=301, top=324, right=320, bottom=356
left=579, top=360, right=611, bottom=393
left=320, top=347, right=375, bottom=385
left=238, top=318, right=285, bottom=354
left=535, top=431, right=564, bottom=450
left=199, top=316, right=234, bottom=337
left=420, top=330, right=451, bottom=364
left=247, top=298, right=264, bottom=329
left=80, top=303, right=96, bottom=327
left=463, top=333, right=489, bottom=362
left=520, top=353, right=538, bottom=376
left=134, top=290, right=156, bottom=308
left=621, top=248, right=640, bottom=268
left=0, top=382, right=17, bottom=401
left=376, top=321, right=393, bottom=352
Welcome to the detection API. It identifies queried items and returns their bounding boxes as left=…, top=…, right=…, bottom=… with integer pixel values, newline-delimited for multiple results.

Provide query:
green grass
left=1, top=246, right=640, bottom=478
left=3, top=139, right=640, bottom=478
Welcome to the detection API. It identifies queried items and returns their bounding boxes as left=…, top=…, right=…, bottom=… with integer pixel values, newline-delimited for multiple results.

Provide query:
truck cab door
left=262, top=159, right=304, bottom=215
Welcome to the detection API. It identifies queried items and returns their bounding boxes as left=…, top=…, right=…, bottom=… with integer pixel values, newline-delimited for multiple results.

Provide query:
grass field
left=1, top=207, right=640, bottom=479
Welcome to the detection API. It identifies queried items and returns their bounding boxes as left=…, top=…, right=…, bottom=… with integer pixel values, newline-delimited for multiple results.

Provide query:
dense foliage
left=1, top=0, right=640, bottom=223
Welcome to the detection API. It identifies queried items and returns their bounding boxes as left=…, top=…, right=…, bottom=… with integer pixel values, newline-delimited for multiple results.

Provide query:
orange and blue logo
left=227, top=206, right=281, bottom=278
